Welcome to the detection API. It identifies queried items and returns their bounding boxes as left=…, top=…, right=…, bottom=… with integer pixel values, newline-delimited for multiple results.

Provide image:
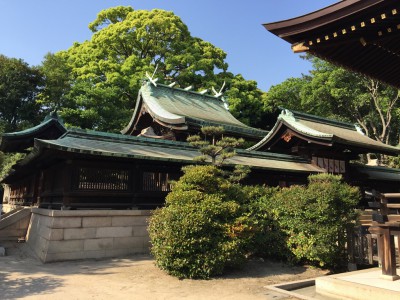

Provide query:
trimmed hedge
left=148, top=165, right=252, bottom=279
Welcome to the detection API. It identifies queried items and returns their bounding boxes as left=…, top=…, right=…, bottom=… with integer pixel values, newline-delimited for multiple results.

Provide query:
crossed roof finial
left=212, top=81, right=226, bottom=98
left=146, top=64, right=159, bottom=86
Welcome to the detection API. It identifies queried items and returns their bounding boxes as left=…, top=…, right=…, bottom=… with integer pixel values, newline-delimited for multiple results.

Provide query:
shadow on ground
left=0, top=241, right=153, bottom=298
left=221, top=259, right=309, bottom=279
left=0, top=272, right=62, bottom=300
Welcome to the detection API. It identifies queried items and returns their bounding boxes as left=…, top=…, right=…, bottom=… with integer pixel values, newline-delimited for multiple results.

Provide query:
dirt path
left=0, top=242, right=327, bottom=300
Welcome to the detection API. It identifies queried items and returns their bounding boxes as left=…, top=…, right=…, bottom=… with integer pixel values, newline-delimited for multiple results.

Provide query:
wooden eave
left=264, top=0, right=389, bottom=43
left=264, top=0, right=400, bottom=89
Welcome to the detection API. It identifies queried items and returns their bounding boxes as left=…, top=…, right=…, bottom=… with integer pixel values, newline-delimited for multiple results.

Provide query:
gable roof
left=264, top=0, right=400, bottom=89
left=248, top=109, right=400, bottom=155
left=0, top=112, right=66, bottom=153
left=121, top=81, right=267, bottom=139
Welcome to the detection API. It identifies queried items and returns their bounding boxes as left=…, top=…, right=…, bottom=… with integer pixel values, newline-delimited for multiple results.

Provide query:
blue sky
left=0, top=0, right=338, bottom=91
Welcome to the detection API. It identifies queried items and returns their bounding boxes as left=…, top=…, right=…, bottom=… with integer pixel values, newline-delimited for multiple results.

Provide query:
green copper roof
left=0, top=112, right=66, bottom=153
left=122, top=81, right=268, bottom=139
left=13, top=128, right=323, bottom=175
left=249, top=109, right=400, bottom=155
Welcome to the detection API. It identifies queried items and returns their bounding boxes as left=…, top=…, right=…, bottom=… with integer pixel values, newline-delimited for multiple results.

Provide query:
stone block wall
left=26, top=208, right=151, bottom=262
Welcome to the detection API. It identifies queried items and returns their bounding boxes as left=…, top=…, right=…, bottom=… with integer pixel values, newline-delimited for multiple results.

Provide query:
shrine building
left=1, top=0, right=400, bottom=263
left=1, top=80, right=399, bottom=212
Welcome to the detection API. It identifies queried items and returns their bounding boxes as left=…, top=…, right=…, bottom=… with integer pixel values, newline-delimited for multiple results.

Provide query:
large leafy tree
left=37, top=53, right=72, bottom=114
left=265, top=77, right=308, bottom=113
left=0, top=55, right=41, bottom=196
left=224, top=74, right=269, bottom=129
left=41, top=7, right=227, bottom=131
left=40, top=6, right=267, bottom=132
left=0, top=55, right=43, bottom=132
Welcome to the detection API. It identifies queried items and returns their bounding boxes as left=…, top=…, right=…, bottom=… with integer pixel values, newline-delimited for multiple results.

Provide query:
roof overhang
left=249, top=109, right=400, bottom=155
left=264, top=0, right=400, bottom=88
left=351, top=164, right=400, bottom=182
left=0, top=116, right=66, bottom=153
left=2, top=129, right=323, bottom=183
left=121, top=81, right=268, bottom=139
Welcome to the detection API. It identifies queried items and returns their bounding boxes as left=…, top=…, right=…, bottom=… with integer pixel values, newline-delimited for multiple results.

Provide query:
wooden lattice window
left=78, top=167, right=129, bottom=191
left=142, top=172, right=175, bottom=192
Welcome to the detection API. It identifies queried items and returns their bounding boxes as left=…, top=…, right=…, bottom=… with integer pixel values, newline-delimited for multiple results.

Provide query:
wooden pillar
left=369, top=226, right=398, bottom=280
left=380, top=228, right=399, bottom=280
left=382, top=228, right=396, bottom=276
left=366, top=234, right=374, bottom=265
left=61, top=161, right=73, bottom=209
left=346, top=225, right=355, bottom=264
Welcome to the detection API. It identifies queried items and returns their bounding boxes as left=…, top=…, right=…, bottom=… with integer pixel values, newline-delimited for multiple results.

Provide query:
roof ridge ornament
left=199, top=89, right=208, bottom=95
left=281, top=108, right=295, bottom=119
left=355, top=124, right=365, bottom=135
left=212, top=81, right=226, bottom=98
left=145, top=64, right=159, bottom=87
left=221, top=97, right=229, bottom=110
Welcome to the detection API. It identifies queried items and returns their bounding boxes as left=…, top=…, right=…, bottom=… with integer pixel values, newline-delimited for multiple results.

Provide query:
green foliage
left=37, top=53, right=73, bottom=114
left=149, top=165, right=252, bottom=279
left=240, top=185, right=287, bottom=258
left=0, top=152, right=26, bottom=195
left=387, top=155, right=400, bottom=168
left=272, top=174, right=360, bottom=268
left=187, top=126, right=244, bottom=165
left=224, top=74, right=269, bottom=129
left=264, top=77, right=306, bottom=113
left=149, top=169, right=360, bottom=278
left=0, top=152, right=25, bottom=180
left=0, top=55, right=43, bottom=132
left=35, top=7, right=268, bottom=132
left=40, top=7, right=230, bottom=131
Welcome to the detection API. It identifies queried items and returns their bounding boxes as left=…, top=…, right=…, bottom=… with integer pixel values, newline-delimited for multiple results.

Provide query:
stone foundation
left=26, top=208, right=151, bottom=262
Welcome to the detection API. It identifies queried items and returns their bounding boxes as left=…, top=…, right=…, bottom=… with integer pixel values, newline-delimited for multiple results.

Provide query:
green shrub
left=240, top=185, right=287, bottom=259
left=272, top=173, right=360, bottom=268
left=149, top=169, right=360, bottom=277
left=148, top=165, right=252, bottom=279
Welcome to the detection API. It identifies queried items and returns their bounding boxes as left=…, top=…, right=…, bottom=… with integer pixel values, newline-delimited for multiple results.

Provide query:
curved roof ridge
left=122, top=80, right=268, bottom=139
left=2, top=112, right=64, bottom=137
left=286, top=108, right=357, bottom=130
left=155, top=82, right=224, bottom=102
left=0, top=112, right=66, bottom=152
left=281, top=113, right=332, bottom=138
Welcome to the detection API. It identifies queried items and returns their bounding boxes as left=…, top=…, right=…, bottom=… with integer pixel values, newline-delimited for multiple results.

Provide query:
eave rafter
left=291, top=6, right=400, bottom=54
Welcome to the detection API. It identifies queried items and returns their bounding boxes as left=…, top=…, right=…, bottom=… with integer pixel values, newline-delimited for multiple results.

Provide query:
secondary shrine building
left=1, top=80, right=400, bottom=211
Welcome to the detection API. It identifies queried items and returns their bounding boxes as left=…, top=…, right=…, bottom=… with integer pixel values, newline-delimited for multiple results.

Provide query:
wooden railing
left=366, top=190, right=400, bottom=280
